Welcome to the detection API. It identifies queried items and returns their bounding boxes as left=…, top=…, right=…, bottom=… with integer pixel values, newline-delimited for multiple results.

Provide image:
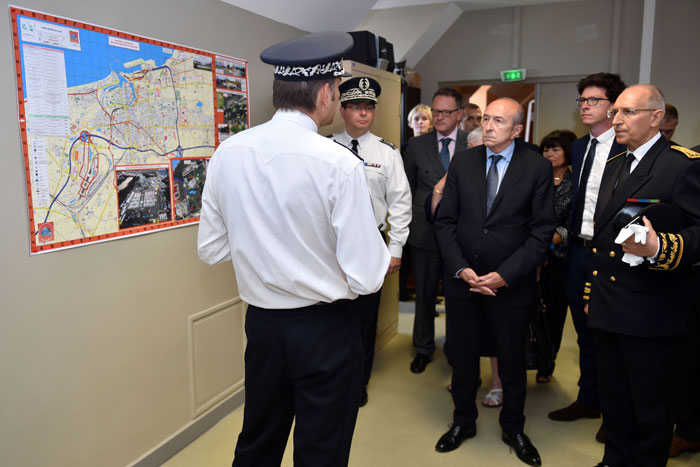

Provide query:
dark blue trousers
left=233, top=300, right=362, bottom=467
left=565, top=241, right=600, bottom=408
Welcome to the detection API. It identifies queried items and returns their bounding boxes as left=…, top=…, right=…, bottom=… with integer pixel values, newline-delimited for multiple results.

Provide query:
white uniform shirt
left=198, top=110, right=390, bottom=309
left=332, top=130, right=412, bottom=258
left=579, top=126, right=617, bottom=239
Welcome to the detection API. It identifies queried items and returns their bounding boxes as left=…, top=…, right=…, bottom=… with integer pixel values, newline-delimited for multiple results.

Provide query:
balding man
left=434, top=98, right=555, bottom=466
left=585, top=84, right=700, bottom=467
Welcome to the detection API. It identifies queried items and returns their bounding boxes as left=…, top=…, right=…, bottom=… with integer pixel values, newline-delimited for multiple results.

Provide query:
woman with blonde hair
left=407, top=103, right=433, bottom=137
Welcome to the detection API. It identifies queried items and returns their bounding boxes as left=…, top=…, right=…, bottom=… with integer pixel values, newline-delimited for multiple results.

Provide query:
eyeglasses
left=431, top=108, right=460, bottom=117
left=607, top=108, right=658, bottom=119
left=575, top=97, right=610, bottom=107
left=346, top=104, right=375, bottom=112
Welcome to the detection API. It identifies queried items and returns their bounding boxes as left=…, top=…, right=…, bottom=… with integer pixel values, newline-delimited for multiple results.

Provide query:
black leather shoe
left=359, top=386, right=368, bottom=407
left=502, top=431, right=541, bottom=466
left=410, top=354, right=431, bottom=373
left=435, top=423, right=477, bottom=452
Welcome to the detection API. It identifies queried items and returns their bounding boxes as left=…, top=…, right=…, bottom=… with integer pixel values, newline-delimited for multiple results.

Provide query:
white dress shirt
left=579, top=126, right=617, bottom=239
left=198, top=110, right=390, bottom=309
left=485, top=140, right=516, bottom=193
left=627, top=132, right=663, bottom=172
left=332, top=130, right=412, bottom=257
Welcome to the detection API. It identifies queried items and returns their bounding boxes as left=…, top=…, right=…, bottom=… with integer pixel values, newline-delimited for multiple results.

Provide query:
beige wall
left=652, top=0, right=700, bottom=148
left=0, top=1, right=302, bottom=466
left=415, top=0, right=645, bottom=140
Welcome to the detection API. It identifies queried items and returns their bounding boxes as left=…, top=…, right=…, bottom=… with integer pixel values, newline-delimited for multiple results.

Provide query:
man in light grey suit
left=403, top=87, right=467, bottom=373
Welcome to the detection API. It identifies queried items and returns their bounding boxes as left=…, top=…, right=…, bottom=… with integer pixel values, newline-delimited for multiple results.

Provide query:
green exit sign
left=500, top=69, right=527, bottom=82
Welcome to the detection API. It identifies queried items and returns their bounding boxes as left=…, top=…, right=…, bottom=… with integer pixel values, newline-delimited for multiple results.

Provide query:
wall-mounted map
left=10, top=7, right=249, bottom=253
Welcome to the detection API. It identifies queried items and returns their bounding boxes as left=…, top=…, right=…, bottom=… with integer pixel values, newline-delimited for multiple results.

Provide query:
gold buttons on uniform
left=592, top=248, right=597, bottom=253
left=609, top=251, right=616, bottom=258
left=592, top=270, right=598, bottom=276
left=610, top=276, right=616, bottom=282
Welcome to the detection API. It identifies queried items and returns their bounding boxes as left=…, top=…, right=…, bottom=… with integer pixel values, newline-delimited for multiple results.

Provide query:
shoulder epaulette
left=607, top=151, right=626, bottom=163
left=332, top=140, right=364, bottom=161
left=671, top=145, right=700, bottom=159
left=379, top=138, right=397, bottom=150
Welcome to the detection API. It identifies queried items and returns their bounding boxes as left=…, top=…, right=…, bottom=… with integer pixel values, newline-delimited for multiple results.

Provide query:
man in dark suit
left=549, top=73, right=626, bottom=433
left=668, top=142, right=700, bottom=459
left=403, top=87, right=467, bottom=373
left=433, top=97, right=555, bottom=466
left=586, top=84, right=700, bottom=467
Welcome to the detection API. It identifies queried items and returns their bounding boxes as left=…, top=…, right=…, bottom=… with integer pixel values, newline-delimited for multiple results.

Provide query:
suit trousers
left=411, top=245, right=442, bottom=355
left=593, top=329, right=675, bottom=467
left=233, top=301, right=362, bottom=467
left=539, top=253, right=569, bottom=375
left=356, top=289, right=382, bottom=386
left=565, top=241, right=600, bottom=407
left=672, top=268, right=700, bottom=441
left=447, top=290, right=530, bottom=434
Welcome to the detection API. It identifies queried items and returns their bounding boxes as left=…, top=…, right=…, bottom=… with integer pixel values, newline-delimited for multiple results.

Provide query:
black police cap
left=613, top=202, right=688, bottom=232
left=260, top=32, right=353, bottom=81
left=339, top=77, right=382, bottom=104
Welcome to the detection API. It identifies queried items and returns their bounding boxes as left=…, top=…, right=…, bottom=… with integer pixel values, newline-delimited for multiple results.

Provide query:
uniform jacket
left=332, top=131, right=412, bottom=258
left=587, top=138, right=700, bottom=336
left=403, top=128, right=467, bottom=251
left=434, top=139, right=556, bottom=305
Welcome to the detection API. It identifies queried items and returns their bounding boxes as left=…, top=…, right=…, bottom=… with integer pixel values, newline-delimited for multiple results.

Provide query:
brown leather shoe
left=669, top=434, right=700, bottom=457
left=548, top=401, right=601, bottom=421
left=595, top=423, right=605, bottom=444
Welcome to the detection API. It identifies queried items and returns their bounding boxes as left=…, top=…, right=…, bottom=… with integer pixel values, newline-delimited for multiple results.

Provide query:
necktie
left=351, top=139, right=359, bottom=154
left=439, top=138, right=451, bottom=171
left=486, top=154, right=503, bottom=214
left=616, top=152, right=635, bottom=188
left=571, top=138, right=598, bottom=236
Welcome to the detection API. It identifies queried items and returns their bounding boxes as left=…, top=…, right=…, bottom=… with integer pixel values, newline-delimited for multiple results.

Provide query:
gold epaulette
left=607, top=151, right=626, bottom=163
left=671, top=145, right=700, bottom=159
left=650, top=232, right=684, bottom=271
left=379, top=138, right=397, bottom=150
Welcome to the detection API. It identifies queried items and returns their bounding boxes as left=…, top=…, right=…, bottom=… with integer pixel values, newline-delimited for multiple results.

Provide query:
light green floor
left=163, top=302, right=697, bottom=467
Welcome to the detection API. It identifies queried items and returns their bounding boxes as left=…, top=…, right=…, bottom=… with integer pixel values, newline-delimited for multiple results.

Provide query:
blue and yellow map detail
left=11, top=7, right=246, bottom=253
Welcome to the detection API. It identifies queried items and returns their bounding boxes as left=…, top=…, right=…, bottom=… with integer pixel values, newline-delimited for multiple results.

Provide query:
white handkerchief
left=614, top=224, right=648, bottom=267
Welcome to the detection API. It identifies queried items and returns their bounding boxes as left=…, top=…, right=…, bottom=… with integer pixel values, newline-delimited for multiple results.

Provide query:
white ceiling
left=220, top=0, right=584, bottom=66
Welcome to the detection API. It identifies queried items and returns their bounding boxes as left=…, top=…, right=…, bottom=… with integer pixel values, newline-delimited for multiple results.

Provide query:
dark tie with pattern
left=571, top=138, right=598, bottom=236
left=486, top=154, right=503, bottom=214
left=616, top=152, right=635, bottom=188
left=351, top=139, right=359, bottom=154
left=440, top=138, right=451, bottom=171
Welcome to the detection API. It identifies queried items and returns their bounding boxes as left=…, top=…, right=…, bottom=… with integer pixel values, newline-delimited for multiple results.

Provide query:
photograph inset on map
left=192, top=54, right=212, bottom=72
left=171, top=158, right=207, bottom=220
left=216, top=58, right=246, bottom=78
left=217, top=91, right=247, bottom=140
left=116, top=166, right=172, bottom=229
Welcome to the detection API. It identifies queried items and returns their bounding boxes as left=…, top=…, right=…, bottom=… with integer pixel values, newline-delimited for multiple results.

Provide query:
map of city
left=11, top=8, right=249, bottom=253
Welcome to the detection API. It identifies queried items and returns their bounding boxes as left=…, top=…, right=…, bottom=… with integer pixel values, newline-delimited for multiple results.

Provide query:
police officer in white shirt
left=198, top=32, right=390, bottom=467
left=332, top=77, right=412, bottom=407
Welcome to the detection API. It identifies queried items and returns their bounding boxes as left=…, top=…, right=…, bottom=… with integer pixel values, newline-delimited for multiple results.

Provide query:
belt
left=573, top=237, right=593, bottom=248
